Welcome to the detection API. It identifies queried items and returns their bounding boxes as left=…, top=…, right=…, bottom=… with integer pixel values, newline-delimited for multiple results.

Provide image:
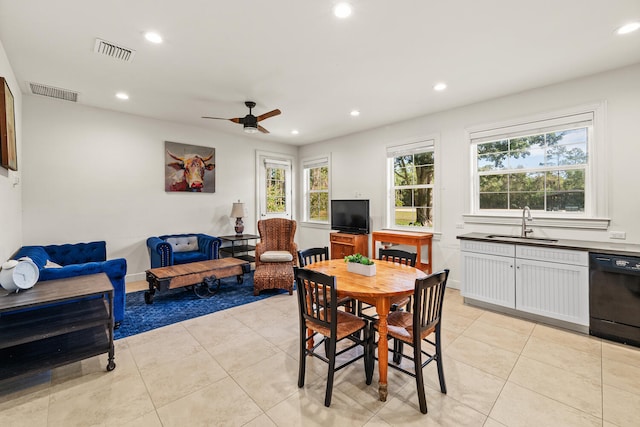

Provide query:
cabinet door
left=461, top=251, right=515, bottom=309
left=515, top=258, right=589, bottom=326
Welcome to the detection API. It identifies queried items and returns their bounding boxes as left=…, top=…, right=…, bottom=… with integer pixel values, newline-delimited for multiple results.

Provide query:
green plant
left=344, top=253, right=374, bottom=265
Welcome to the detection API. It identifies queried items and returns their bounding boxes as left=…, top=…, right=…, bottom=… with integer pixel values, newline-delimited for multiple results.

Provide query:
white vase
left=347, top=262, right=376, bottom=277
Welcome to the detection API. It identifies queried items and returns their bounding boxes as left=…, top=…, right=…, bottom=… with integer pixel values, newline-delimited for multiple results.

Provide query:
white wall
left=0, top=40, right=22, bottom=263
left=22, top=96, right=296, bottom=281
left=298, top=63, right=640, bottom=289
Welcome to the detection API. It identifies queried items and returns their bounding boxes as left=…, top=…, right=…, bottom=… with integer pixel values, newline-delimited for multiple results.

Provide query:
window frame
left=302, top=155, right=330, bottom=225
left=386, top=138, right=438, bottom=232
left=464, top=103, right=609, bottom=230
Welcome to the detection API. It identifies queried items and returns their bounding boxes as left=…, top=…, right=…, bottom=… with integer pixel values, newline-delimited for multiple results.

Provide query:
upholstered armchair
left=253, top=218, right=298, bottom=295
left=146, top=233, right=221, bottom=268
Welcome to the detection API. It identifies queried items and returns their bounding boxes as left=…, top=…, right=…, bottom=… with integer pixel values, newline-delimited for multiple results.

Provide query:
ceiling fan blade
left=257, top=109, right=281, bottom=122
left=258, top=125, right=270, bottom=134
left=201, top=116, right=242, bottom=124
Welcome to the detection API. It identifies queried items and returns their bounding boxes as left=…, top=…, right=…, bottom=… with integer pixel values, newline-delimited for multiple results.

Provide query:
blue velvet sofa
left=12, top=241, right=127, bottom=327
left=146, top=233, right=222, bottom=269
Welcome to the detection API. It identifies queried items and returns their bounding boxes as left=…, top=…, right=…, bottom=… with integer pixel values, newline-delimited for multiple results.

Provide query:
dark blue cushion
left=174, top=251, right=208, bottom=264
left=13, top=246, right=50, bottom=269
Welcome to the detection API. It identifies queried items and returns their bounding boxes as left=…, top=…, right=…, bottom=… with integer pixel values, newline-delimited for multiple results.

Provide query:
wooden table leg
left=375, top=298, right=391, bottom=401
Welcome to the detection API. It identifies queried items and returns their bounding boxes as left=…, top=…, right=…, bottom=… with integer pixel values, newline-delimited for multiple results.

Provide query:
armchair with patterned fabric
left=253, top=218, right=298, bottom=295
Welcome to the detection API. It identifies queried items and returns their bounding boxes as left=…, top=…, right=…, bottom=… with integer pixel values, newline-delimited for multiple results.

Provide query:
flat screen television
left=331, top=199, right=370, bottom=234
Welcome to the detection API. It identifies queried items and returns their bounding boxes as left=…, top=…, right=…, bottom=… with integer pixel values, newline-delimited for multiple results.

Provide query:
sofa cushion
left=165, top=236, right=199, bottom=253
left=260, top=251, right=293, bottom=263
left=13, top=246, right=51, bottom=269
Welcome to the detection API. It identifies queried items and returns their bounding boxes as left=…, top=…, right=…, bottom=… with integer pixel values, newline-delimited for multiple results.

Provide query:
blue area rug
left=114, top=272, right=287, bottom=340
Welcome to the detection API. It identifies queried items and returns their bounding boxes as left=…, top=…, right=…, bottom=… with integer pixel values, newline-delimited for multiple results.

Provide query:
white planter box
left=347, top=262, right=376, bottom=276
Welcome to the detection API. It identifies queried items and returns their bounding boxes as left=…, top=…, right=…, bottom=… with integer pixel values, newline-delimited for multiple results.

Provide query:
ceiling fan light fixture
left=244, top=124, right=259, bottom=134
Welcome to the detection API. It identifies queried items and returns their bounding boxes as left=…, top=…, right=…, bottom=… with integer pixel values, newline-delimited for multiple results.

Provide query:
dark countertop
left=457, top=232, right=640, bottom=258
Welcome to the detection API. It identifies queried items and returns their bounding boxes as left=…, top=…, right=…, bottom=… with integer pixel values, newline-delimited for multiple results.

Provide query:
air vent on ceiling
left=93, top=38, right=136, bottom=62
left=28, top=82, right=79, bottom=102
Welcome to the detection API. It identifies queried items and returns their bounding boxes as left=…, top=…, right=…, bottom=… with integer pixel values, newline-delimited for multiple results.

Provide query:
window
left=257, top=153, right=292, bottom=220
left=303, top=156, right=329, bottom=223
left=387, top=140, right=435, bottom=230
left=471, top=112, right=593, bottom=215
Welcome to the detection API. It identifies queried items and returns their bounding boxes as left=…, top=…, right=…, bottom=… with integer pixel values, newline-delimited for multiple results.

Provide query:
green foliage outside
left=266, top=167, right=286, bottom=213
left=393, top=151, right=434, bottom=227
left=477, top=128, right=588, bottom=212
left=308, top=166, right=328, bottom=221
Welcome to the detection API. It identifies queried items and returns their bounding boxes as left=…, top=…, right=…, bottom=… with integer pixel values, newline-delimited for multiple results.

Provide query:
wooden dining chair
left=358, top=248, right=418, bottom=320
left=298, top=247, right=354, bottom=310
left=294, top=267, right=374, bottom=407
left=369, top=269, right=449, bottom=414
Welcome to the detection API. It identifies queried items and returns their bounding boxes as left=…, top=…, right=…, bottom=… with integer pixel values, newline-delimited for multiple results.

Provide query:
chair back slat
left=413, top=269, right=449, bottom=341
left=297, top=247, right=330, bottom=267
left=295, top=267, right=338, bottom=336
left=379, top=248, right=417, bottom=267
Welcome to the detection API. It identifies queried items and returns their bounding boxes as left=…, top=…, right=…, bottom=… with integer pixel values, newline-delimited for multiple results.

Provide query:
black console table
left=219, top=234, right=260, bottom=262
left=0, top=273, right=115, bottom=381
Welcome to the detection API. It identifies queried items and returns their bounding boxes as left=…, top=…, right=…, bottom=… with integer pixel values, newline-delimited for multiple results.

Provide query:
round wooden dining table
left=303, top=258, right=427, bottom=401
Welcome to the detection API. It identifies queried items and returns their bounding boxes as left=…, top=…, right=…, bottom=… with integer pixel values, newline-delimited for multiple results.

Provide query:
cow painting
left=164, top=141, right=215, bottom=193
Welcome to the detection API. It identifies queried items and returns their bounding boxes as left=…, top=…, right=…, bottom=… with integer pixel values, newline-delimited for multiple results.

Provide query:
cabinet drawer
left=331, top=234, right=355, bottom=244
left=460, top=240, right=515, bottom=257
left=516, top=245, right=588, bottom=266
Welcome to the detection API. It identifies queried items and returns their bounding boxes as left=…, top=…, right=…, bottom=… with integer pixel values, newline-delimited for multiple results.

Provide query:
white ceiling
left=1, top=0, right=639, bottom=145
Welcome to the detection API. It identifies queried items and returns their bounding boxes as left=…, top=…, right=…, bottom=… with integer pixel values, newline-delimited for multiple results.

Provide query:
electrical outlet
left=609, top=231, right=626, bottom=240
left=456, top=223, right=465, bottom=229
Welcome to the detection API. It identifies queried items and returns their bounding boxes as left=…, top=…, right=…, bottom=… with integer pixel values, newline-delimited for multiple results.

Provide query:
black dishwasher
left=589, top=253, right=640, bottom=347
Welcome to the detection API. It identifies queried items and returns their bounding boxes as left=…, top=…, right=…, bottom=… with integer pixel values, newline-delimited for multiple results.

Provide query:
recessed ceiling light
left=115, top=92, right=129, bottom=100
left=291, top=130, right=299, bottom=135
left=333, top=3, right=352, bottom=19
left=350, top=110, right=360, bottom=117
left=617, top=22, right=640, bottom=35
left=434, top=82, right=447, bottom=91
left=144, top=31, right=163, bottom=44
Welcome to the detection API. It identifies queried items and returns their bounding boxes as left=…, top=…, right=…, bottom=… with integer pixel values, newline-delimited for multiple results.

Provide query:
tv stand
left=330, top=232, right=368, bottom=259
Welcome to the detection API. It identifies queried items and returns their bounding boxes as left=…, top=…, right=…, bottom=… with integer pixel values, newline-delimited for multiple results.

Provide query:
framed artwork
left=0, top=77, right=17, bottom=171
left=165, top=141, right=215, bottom=193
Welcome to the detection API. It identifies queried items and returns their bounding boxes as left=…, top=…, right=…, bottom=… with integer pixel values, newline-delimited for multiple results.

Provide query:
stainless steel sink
left=485, top=234, right=558, bottom=243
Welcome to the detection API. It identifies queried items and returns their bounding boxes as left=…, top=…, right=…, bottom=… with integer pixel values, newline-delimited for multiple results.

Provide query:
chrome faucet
left=521, top=206, right=533, bottom=238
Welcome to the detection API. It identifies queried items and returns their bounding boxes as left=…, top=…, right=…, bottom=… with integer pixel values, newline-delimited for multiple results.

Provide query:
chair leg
left=393, top=339, right=404, bottom=365
left=364, top=326, right=373, bottom=385
left=414, top=340, right=428, bottom=414
left=298, top=326, right=307, bottom=388
left=325, top=337, right=337, bottom=407
left=435, top=326, right=447, bottom=394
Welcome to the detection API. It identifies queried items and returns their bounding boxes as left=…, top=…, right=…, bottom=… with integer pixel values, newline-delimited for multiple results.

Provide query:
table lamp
left=230, top=201, right=245, bottom=235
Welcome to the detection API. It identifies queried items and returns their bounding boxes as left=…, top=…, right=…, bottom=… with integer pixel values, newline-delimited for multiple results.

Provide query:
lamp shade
left=230, top=202, right=245, bottom=218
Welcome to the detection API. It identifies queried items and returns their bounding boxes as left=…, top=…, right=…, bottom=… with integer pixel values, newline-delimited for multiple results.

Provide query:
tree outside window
left=303, top=158, right=329, bottom=223
left=392, top=149, right=434, bottom=228
left=266, top=167, right=286, bottom=213
left=476, top=127, right=588, bottom=212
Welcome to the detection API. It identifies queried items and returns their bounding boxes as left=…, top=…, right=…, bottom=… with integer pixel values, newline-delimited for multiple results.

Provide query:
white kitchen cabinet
left=460, top=241, right=515, bottom=309
left=460, top=240, right=589, bottom=327
left=515, top=246, right=589, bottom=326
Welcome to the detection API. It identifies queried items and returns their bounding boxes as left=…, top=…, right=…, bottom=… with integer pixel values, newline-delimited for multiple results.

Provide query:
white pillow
left=44, top=259, right=63, bottom=268
left=260, top=251, right=293, bottom=262
left=165, top=236, right=199, bottom=253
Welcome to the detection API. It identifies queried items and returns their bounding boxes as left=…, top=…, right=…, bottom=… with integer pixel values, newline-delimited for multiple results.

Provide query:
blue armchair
left=146, top=233, right=222, bottom=269
left=12, top=241, right=127, bottom=327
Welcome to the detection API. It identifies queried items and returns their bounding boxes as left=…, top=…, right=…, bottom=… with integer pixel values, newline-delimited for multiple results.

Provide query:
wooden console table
left=0, top=273, right=115, bottom=381
left=371, top=230, right=433, bottom=273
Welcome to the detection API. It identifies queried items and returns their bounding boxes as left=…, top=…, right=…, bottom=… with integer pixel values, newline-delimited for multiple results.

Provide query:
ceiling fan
left=202, top=101, right=281, bottom=134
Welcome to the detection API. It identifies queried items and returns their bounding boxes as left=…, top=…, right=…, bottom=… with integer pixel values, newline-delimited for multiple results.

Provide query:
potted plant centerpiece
left=344, top=253, right=376, bottom=276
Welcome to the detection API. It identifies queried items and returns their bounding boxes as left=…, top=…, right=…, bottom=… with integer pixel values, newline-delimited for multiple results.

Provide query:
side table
left=219, top=234, right=260, bottom=262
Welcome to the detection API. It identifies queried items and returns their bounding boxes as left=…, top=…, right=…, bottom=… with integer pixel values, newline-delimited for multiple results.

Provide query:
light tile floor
left=1, top=286, right=639, bottom=426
